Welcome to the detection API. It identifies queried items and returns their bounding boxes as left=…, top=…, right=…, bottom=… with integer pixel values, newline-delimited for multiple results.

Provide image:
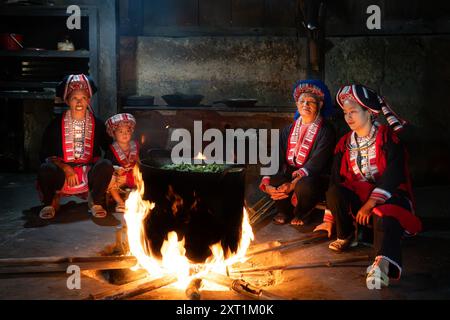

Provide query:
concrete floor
left=1, top=173, right=450, bottom=300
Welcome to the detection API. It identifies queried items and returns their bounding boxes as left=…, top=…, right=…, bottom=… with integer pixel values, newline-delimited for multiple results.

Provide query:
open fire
left=124, top=165, right=254, bottom=291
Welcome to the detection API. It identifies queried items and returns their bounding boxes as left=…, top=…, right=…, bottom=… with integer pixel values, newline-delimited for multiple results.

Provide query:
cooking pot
left=122, top=95, right=155, bottom=107
left=139, top=153, right=246, bottom=263
left=162, top=93, right=204, bottom=107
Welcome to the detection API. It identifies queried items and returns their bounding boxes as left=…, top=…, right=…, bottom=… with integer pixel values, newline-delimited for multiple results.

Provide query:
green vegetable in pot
left=161, top=163, right=226, bottom=173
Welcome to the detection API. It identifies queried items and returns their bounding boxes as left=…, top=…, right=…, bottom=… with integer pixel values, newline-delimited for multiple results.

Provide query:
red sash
left=60, top=166, right=90, bottom=198
left=62, top=110, right=95, bottom=164
left=286, top=116, right=323, bottom=168
left=59, top=111, right=95, bottom=196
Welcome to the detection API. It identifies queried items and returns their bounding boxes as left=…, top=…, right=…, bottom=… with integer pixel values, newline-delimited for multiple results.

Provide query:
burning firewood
left=202, top=272, right=287, bottom=300
left=87, top=274, right=178, bottom=300
left=185, top=278, right=203, bottom=300
left=0, top=256, right=137, bottom=275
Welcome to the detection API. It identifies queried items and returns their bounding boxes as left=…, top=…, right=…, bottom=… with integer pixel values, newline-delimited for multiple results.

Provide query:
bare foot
left=273, top=213, right=289, bottom=225
left=290, top=216, right=304, bottom=226
left=313, top=222, right=333, bottom=238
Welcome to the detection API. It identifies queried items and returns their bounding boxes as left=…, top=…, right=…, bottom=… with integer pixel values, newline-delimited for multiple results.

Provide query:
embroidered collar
left=286, top=116, right=323, bottom=168
left=62, top=110, right=95, bottom=163
left=110, top=140, right=138, bottom=170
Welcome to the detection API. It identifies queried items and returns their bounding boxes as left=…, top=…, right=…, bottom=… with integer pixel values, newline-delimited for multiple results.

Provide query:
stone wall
left=121, top=36, right=307, bottom=107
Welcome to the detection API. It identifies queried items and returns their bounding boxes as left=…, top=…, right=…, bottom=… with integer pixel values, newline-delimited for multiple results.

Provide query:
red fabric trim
left=291, top=194, right=298, bottom=207
left=285, top=123, right=296, bottom=165
left=259, top=176, right=271, bottom=192
left=373, top=205, right=422, bottom=235
left=62, top=113, right=68, bottom=163
left=323, top=211, right=334, bottom=223
left=60, top=165, right=90, bottom=196
left=286, top=117, right=323, bottom=168
left=62, top=111, right=95, bottom=164
left=292, top=168, right=308, bottom=179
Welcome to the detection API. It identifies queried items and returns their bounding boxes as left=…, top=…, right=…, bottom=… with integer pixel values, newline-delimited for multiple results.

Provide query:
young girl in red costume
left=105, top=113, right=139, bottom=213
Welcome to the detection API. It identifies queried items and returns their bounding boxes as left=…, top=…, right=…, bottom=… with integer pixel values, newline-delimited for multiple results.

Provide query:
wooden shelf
left=0, top=91, right=54, bottom=100
left=0, top=81, right=58, bottom=89
left=0, top=5, right=93, bottom=17
left=0, top=50, right=90, bottom=58
left=123, top=105, right=296, bottom=113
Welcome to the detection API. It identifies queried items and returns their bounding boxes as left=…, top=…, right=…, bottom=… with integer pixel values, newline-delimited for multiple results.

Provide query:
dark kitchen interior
left=1, top=0, right=450, bottom=302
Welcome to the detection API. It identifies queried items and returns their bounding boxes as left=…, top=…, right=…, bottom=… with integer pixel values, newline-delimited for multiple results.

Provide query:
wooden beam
left=0, top=256, right=137, bottom=275
left=87, top=275, right=177, bottom=300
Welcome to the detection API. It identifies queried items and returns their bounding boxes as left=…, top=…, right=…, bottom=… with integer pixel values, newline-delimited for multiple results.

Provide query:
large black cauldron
left=139, top=154, right=246, bottom=263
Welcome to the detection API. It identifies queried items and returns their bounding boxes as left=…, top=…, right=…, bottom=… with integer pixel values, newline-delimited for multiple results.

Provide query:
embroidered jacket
left=39, top=111, right=112, bottom=165
left=330, top=124, right=422, bottom=235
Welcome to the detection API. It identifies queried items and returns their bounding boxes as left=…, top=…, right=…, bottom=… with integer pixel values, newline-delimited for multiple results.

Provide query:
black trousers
left=37, top=159, right=113, bottom=206
left=272, top=175, right=327, bottom=220
left=326, top=184, right=404, bottom=277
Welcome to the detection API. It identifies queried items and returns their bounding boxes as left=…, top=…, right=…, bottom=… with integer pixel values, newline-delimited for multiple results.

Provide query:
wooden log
left=246, top=195, right=270, bottom=214
left=250, top=201, right=276, bottom=225
left=87, top=274, right=178, bottom=300
left=185, top=278, right=202, bottom=300
left=231, top=255, right=371, bottom=274
left=203, top=272, right=287, bottom=300
left=247, top=240, right=281, bottom=255
left=0, top=256, right=137, bottom=274
left=246, top=233, right=327, bottom=258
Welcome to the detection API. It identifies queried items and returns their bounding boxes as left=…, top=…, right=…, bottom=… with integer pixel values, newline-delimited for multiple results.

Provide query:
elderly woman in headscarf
left=259, top=79, right=336, bottom=225
left=37, top=74, right=113, bottom=219
left=326, top=84, right=422, bottom=287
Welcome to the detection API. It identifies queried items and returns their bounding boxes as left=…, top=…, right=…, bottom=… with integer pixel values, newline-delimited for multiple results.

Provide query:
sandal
left=328, top=235, right=358, bottom=252
left=115, top=203, right=126, bottom=213
left=90, top=205, right=107, bottom=219
left=39, top=206, right=56, bottom=220
left=366, top=261, right=390, bottom=288
left=273, top=212, right=289, bottom=225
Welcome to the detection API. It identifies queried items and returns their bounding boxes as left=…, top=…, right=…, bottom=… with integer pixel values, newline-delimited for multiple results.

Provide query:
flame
left=140, top=134, right=146, bottom=145
left=124, top=165, right=254, bottom=290
left=194, top=152, right=207, bottom=160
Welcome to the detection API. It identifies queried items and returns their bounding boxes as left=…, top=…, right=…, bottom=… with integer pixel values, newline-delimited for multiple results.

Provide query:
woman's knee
left=294, top=176, right=316, bottom=195
left=38, top=162, right=59, bottom=179
left=374, top=215, right=402, bottom=233
left=326, top=184, right=344, bottom=203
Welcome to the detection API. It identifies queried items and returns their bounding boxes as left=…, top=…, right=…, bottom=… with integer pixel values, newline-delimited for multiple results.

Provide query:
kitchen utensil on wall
left=122, top=95, right=155, bottom=106
left=0, top=33, right=24, bottom=50
left=162, top=93, right=204, bottom=107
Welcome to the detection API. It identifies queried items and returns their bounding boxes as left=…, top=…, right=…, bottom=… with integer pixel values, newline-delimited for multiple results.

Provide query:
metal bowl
left=162, top=94, right=204, bottom=107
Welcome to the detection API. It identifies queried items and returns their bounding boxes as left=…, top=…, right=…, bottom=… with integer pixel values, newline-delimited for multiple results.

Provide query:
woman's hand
left=277, top=183, right=293, bottom=194
left=63, top=165, right=79, bottom=187
left=265, top=185, right=288, bottom=200
left=266, top=178, right=299, bottom=201
left=277, top=177, right=300, bottom=195
left=356, top=198, right=377, bottom=226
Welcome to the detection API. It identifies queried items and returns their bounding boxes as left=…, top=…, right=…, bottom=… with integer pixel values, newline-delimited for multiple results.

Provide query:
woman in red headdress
left=259, top=80, right=336, bottom=226
left=326, top=84, right=422, bottom=287
left=37, top=74, right=113, bottom=219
